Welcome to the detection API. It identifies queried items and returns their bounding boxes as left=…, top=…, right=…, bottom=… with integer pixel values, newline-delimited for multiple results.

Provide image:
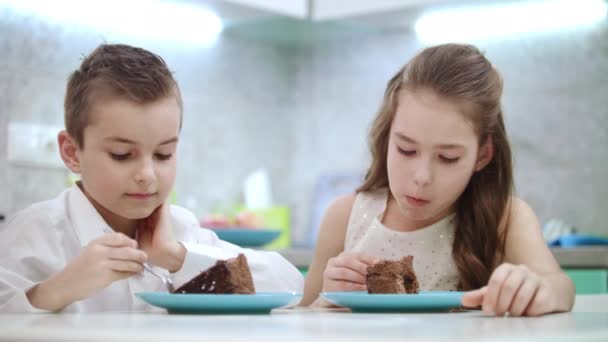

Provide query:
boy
left=0, top=44, right=303, bottom=313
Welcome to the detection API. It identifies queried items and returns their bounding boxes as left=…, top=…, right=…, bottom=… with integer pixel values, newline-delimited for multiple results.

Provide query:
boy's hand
left=136, top=202, right=186, bottom=272
left=27, top=233, right=146, bottom=311
left=461, top=263, right=557, bottom=316
left=322, top=252, right=379, bottom=292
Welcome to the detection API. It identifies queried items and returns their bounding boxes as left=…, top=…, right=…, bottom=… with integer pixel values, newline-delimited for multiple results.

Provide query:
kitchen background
left=0, top=0, right=607, bottom=248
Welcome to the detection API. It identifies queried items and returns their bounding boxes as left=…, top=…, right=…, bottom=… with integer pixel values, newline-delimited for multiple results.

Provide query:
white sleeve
left=0, top=268, right=49, bottom=313
left=0, top=211, right=54, bottom=313
left=169, top=206, right=304, bottom=293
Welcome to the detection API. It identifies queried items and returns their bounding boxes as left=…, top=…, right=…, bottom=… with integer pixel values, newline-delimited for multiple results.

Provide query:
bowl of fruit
left=200, top=211, right=280, bottom=247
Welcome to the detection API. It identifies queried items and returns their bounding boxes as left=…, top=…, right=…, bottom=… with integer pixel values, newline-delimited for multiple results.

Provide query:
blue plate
left=211, top=228, right=280, bottom=247
left=321, top=291, right=465, bottom=313
left=136, top=292, right=301, bottom=314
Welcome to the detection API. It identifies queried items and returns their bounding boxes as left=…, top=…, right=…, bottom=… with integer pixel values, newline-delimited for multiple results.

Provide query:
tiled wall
left=287, top=26, right=608, bottom=243
left=0, top=11, right=295, bottom=231
left=1, top=8, right=607, bottom=245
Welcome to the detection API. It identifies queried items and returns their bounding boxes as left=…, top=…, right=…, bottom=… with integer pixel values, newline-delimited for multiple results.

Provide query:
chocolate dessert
left=173, top=253, right=255, bottom=294
left=366, top=255, right=420, bottom=294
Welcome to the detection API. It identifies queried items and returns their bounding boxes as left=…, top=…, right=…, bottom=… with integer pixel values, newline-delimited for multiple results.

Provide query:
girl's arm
left=463, top=197, right=575, bottom=316
left=299, top=194, right=355, bottom=306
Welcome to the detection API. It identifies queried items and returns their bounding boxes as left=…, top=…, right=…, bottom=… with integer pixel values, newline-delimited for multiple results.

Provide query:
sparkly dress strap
left=344, top=188, right=389, bottom=250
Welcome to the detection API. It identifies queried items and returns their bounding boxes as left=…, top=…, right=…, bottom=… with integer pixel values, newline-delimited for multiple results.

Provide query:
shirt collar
left=67, top=182, right=115, bottom=247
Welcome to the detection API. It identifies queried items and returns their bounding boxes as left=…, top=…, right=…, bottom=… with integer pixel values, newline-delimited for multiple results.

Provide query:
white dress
left=345, top=188, right=459, bottom=291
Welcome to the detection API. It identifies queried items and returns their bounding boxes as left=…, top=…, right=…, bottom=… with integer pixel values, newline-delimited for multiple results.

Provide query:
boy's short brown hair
left=64, top=44, right=182, bottom=147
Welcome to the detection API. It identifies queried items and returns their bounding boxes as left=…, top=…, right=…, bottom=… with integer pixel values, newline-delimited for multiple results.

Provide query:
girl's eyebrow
left=394, top=132, right=465, bottom=149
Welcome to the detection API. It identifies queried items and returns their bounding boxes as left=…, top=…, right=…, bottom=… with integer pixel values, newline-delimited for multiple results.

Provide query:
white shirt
left=0, top=185, right=303, bottom=313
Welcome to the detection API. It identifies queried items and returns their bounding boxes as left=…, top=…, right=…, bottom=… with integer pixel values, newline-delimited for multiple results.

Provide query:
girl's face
left=386, top=88, right=488, bottom=227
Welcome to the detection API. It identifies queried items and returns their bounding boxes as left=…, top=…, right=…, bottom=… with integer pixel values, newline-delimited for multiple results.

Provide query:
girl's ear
left=475, top=134, right=494, bottom=172
left=58, top=130, right=81, bottom=173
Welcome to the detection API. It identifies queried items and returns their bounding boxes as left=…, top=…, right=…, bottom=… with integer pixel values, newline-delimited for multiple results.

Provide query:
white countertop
left=0, top=295, right=607, bottom=341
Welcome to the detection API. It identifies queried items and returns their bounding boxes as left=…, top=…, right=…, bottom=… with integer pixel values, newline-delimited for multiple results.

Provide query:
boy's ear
left=475, top=134, right=494, bottom=172
left=58, top=130, right=81, bottom=173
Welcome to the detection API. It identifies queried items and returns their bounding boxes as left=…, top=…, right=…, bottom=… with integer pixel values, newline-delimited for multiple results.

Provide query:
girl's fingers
left=508, top=276, right=540, bottom=317
left=334, top=281, right=367, bottom=292
left=461, top=286, right=487, bottom=308
left=330, top=256, right=371, bottom=276
left=495, top=268, right=527, bottom=316
left=357, top=254, right=380, bottom=266
left=483, top=264, right=513, bottom=315
left=324, top=266, right=367, bottom=284
left=524, top=286, right=553, bottom=317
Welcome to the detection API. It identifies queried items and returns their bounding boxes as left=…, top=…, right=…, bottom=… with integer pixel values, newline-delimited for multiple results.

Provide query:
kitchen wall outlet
left=7, top=122, right=65, bottom=169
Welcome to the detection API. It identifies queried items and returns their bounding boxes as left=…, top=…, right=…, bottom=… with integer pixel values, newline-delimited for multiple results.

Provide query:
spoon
left=143, top=262, right=174, bottom=293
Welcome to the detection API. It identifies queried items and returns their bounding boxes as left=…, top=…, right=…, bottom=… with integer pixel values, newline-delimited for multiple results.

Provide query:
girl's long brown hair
left=357, top=44, right=513, bottom=290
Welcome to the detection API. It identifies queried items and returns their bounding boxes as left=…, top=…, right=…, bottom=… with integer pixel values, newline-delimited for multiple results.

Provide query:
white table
left=1, top=295, right=607, bottom=341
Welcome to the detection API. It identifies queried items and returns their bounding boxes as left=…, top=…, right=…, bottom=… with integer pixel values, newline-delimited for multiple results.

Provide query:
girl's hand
left=322, top=252, right=379, bottom=292
left=136, top=202, right=185, bottom=272
left=462, top=263, right=557, bottom=316
left=28, top=233, right=147, bottom=311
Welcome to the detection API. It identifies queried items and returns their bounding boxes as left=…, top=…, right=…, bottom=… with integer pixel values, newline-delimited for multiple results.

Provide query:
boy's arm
left=0, top=267, right=53, bottom=313
left=166, top=206, right=304, bottom=292
left=1, top=233, right=146, bottom=313
left=175, top=241, right=304, bottom=292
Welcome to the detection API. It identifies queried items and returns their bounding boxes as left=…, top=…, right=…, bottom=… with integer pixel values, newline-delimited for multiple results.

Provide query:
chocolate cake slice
left=173, top=254, right=255, bottom=294
left=366, top=255, right=420, bottom=294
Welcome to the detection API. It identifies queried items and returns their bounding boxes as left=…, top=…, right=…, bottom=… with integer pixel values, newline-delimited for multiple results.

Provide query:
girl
left=301, top=43, right=574, bottom=317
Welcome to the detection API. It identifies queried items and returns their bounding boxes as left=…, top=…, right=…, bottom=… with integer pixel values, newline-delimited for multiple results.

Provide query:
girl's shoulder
left=325, top=193, right=357, bottom=224
left=499, top=196, right=537, bottom=235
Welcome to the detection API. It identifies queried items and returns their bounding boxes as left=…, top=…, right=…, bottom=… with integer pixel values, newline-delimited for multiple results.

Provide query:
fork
left=142, top=262, right=175, bottom=293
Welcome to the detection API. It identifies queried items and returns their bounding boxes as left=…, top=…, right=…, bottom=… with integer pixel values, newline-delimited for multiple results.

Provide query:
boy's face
left=386, top=88, right=489, bottom=226
left=73, top=96, right=180, bottom=221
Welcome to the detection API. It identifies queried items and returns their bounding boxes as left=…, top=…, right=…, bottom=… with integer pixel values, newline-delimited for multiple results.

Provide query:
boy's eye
left=155, top=153, right=173, bottom=161
left=397, top=147, right=416, bottom=156
left=110, top=153, right=130, bottom=161
left=439, top=156, right=460, bottom=164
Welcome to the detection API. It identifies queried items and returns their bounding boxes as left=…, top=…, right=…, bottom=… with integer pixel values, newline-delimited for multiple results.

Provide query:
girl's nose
left=413, top=161, right=432, bottom=187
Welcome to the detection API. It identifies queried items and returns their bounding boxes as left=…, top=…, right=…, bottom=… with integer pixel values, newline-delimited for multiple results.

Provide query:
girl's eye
left=397, top=147, right=416, bottom=156
left=110, top=153, right=130, bottom=161
left=155, top=153, right=173, bottom=161
left=439, top=156, right=460, bottom=164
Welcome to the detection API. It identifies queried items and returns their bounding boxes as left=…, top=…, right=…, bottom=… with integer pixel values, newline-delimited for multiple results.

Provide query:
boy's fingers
left=100, top=233, right=137, bottom=248
left=107, top=260, right=145, bottom=274
left=108, top=247, right=148, bottom=263
left=462, top=286, right=487, bottom=308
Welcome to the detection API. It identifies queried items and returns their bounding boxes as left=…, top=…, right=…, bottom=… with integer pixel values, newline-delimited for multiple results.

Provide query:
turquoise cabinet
left=299, top=268, right=608, bottom=294
left=564, top=269, right=608, bottom=294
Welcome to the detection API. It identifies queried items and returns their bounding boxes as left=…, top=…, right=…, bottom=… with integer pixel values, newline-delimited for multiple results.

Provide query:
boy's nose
left=134, top=161, right=155, bottom=185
